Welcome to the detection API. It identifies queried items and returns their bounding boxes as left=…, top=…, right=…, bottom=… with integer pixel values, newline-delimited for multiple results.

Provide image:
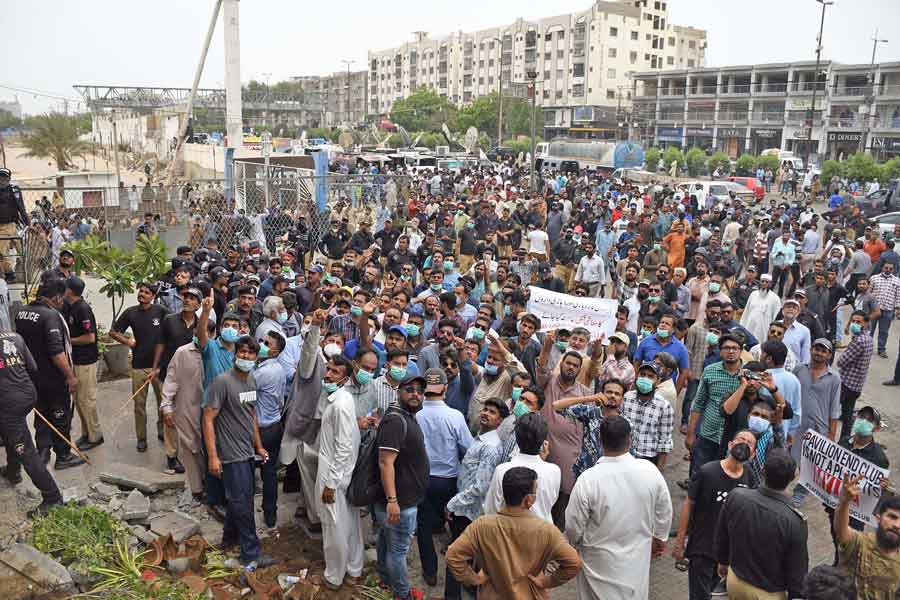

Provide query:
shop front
left=826, top=131, right=862, bottom=160
left=657, top=126, right=683, bottom=148
left=784, top=126, right=821, bottom=161
left=751, top=128, right=783, bottom=155
left=716, top=128, right=746, bottom=158
left=685, top=127, right=713, bottom=150
left=871, top=136, right=900, bottom=161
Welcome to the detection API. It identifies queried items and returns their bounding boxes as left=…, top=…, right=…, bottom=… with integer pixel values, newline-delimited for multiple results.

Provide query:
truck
left=535, top=139, right=645, bottom=173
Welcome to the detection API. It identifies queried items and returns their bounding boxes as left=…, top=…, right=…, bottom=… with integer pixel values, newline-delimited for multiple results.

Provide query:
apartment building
left=290, top=70, right=369, bottom=128
left=368, top=0, right=706, bottom=139
left=631, top=60, right=900, bottom=161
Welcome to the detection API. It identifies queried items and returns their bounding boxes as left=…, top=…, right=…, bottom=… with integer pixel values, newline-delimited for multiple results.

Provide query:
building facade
left=631, top=60, right=900, bottom=161
left=368, top=0, right=706, bottom=139
left=290, top=70, right=368, bottom=128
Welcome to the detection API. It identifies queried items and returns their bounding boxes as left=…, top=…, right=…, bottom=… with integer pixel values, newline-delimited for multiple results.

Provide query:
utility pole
left=807, top=0, right=833, bottom=169
left=859, top=29, right=888, bottom=154
left=341, top=59, right=355, bottom=127
left=527, top=70, right=539, bottom=193
left=497, top=41, right=503, bottom=145
left=224, top=0, right=243, bottom=151
left=111, top=112, right=122, bottom=188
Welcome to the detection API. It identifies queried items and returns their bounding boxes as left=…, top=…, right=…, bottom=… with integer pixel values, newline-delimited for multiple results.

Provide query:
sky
left=4, top=0, right=900, bottom=115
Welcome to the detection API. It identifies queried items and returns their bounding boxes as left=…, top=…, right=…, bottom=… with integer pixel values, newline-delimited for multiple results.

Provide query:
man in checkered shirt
left=869, top=262, right=900, bottom=357
left=621, top=361, right=674, bottom=470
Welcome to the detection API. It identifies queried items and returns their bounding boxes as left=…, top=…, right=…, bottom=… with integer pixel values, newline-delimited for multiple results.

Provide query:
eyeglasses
left=401, top=385, right=424, bottom=394
left=720, top=346, right=741, bottom=353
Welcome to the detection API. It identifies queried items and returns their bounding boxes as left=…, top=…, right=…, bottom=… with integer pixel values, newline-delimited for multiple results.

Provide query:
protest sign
left=527, top=286, right=618, bottom=339
left=798, top=429, right=889, bottom=525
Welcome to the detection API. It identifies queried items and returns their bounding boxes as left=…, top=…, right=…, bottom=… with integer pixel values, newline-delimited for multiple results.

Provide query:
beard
left=877, top=525, right=900, bottom=551
left=560, top=371, right=577, bottom=384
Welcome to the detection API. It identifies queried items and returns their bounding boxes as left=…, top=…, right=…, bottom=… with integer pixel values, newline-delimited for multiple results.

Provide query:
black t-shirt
left=159, top=313, right=196, bottom=377
left=375, top=407, right=429, bottom=509
left=66, top=298, right=99, bottom=365
left=0, top=331, right=38, bottom=410
left=113, top=304, right=169, bottom=369
left=14, top=301, right=68, bottom=384
left=686, top=461, right=752, bottom=560
left=458, top=229, right=478, bottom=256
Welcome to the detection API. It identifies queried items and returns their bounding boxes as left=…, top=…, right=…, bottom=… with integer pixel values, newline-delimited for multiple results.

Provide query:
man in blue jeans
left=869, top=262, right=900, bottom=358
left=252, top=331, right=286, bottom=529
left=375, top=374, right=430, bottom=600
left=685, top=334, right=744, bottom=480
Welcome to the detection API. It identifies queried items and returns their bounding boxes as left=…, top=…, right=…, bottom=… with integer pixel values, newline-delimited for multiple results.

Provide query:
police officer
left=0, top=168, right=30, bottom=283
left=0, top=330, right=64, bottom=518
left=14, top=279, right=84, bottom=469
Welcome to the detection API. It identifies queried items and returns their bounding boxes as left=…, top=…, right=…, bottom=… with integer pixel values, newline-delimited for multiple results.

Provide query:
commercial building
left=631, top=60, right=900, bottom=161
left=0, top=98, right=23, bottom=120
left=290, top=70, right=369, bottom=128
left=368, top=0, right=706, bottom=139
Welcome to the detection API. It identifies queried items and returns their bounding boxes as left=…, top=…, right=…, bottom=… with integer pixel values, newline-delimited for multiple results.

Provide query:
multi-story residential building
left=368, top=0, right=706, bottom=140
left=289, top=70, right=369, bottom=128
left=631, top=60, right=900, bottom=162
left=0, top=98, right=23, bottom=120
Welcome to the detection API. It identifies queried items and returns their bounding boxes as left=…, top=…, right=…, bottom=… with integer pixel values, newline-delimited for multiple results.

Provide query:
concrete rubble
left=122, top=489, right=151, bottom=522
left=99, top=463, right=185, bottom=494
left=150, top=511, right=201, bottom=544
left=0, top=543, right=75, bottom=600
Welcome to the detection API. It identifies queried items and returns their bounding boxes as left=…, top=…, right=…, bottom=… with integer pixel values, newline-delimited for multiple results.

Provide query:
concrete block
left=150, top=511, right=201, bottom=544
left=99, top=464, right=185, bottom=494
left=122, top=489, right=150, bottom=522
left=0, top=543, right=75, bottom=599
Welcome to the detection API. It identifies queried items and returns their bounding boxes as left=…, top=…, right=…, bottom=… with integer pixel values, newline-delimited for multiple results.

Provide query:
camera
left=743, top=370, right=762, bottom=382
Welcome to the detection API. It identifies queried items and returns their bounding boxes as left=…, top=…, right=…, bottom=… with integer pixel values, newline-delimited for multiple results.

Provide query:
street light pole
left=261, top=131, right=272, bottom=209
left=860, top=29, right=888, bottom=154
left=527, top=70, right=539, bottom=193
left=807, top=0, right=833, bottom=169
left=341, top=59, right=355, bottom=127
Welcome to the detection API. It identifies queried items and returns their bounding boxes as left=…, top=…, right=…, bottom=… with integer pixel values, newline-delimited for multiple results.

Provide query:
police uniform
left=14, top=299, right=76, bottom=462
left=0, top=169, right=30, bottom=278
left=0, top=331, right=63, bottom=505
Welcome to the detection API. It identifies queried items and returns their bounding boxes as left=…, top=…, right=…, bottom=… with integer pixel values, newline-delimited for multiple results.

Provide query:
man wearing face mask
left=622, top=362, right=674, bottom=470
left=202, top=335, right=276, bottom=569
left=253, top=331, right=286, bottom=529
left=719, top=362, right=790, bottom=457
left=673, top=430, right=755, bottom=600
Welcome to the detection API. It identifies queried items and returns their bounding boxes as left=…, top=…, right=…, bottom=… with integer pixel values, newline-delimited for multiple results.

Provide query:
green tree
left=387, top=133, right=404, bottom=148
left=455, top=93, right=500, bottom=137
left=820, top=160, right=845, bottom=184
left=843, top=152, right=881, bottom=183
left=707, top=151, right=731, bottom=175
left=502, top=137, right=542, bottom=156
left=20, top=112, right=90, bottom=172
left=661, top=147, right=685, bottom=171
left=644, top=148, right=661, bottom=172
left=685, top=147, right=707, bottom=177
left=734, top=154, right=757, bottom=176
left=417, top=132, right=446, bottom=149
left=881, top=157, right=900, bottom=183
left=389, top=87, right=457, bottom=132
left=755, top=154, right=781, bottom=173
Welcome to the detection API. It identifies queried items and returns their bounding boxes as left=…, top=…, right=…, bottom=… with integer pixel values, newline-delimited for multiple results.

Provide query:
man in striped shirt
left=869, top=262, right=900, bottom=357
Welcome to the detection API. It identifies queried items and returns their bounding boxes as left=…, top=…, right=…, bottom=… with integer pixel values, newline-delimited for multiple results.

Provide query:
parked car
left=871, top=211, right=900, bottom=236
left=487, top=146, right=516, bottom=162
left=727, top=176, right=766, bottom=201
left=682, top=180, right=756, bottom=204
left=858, top=181, right=900, bottom=217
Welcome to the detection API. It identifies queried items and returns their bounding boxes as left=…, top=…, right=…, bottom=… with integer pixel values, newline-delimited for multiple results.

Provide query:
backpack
left=346, top=411, right=406, bottom=507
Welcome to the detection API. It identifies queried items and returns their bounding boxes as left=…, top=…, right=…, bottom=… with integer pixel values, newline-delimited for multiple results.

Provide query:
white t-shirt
left=527, top=229, right=550, bottom=255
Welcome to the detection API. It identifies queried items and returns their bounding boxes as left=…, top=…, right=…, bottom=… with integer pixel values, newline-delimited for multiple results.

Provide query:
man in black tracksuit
left=14, top=279, right=84, bottom=470
left=0, top=330, right=64, bottom=517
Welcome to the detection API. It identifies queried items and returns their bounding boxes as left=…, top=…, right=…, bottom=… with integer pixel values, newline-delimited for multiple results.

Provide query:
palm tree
left=20, top=112, right=90, bottom=172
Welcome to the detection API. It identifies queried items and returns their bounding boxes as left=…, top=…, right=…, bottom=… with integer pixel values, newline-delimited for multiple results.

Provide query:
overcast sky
left=4, top=0, right=900, bottom=114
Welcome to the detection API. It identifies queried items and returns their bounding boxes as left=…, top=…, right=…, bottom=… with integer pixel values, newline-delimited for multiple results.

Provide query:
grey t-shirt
left=854, top=292, right=878, bottom=316
left=202, top=370, right=257, bottom=464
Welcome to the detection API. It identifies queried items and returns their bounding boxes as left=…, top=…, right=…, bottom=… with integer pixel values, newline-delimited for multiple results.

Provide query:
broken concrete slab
left=149, top=511, right=200, bottom=544
left=122, top=489, right=151, bottom=522
left=129, top=525, right=157, bottom=546
left=91, top=482, right=120, bottom=499
left=0, top=543, right=75, bottom=600
left=61, top=486, right=86, bottom=504
left=99, top=464, right=185, bottom=494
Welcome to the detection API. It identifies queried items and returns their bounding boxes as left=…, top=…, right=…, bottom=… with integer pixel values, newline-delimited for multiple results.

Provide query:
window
left=543, top=89, right=550, bottom=99
left=545, top=33, right=552, bottom=41
left=607, top=90, right=617, bottom=99
left=573, top=63, right=585, bottom=77
left=488, top=76, right=494, bottom=84
left=608, top=48, right=617, bottom=58
left=651, top=56, right=657, bottom=68
left=478, top=59, right=484, bottom=67
left=689, top=40, right=696, bottom=49
left=557, top=50, right=564, bottom=59
left=609, top=27, right=618, bottom=37
left=608, top=69, right=616, bottom=79
left=544, top=51, right=551, bottom=60
left=573, top=84, right=584, bottom=96
left=668, top=37, right=675, bottom=46
left=687, top=59, right=696, bottom=67
left=667, top=56, right=674, bottom=65
left=630, top=51, right=638, bottom=64
left=544, top=70, right=550, bottom=79
left=557, top=69, right=564, bottom=79
left=478, top=77, right=484, bottom=85
left=556, top=90, right=563, bottom=99
left=631, top=31, right=639, bottom=40
left=558, top=30, right=565, bottom=39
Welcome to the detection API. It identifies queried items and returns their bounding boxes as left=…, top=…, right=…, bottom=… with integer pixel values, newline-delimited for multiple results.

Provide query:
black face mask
left=730, top=442, right=751, bottom=462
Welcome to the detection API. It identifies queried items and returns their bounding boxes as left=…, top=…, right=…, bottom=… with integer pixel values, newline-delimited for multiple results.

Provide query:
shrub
left=707, top=151, right=732, bottom=175
left=735, top=154, right=757, bottom=176
left=685, top=147, right=707, bottom=177
left=644, top=147, right=661, bottom=172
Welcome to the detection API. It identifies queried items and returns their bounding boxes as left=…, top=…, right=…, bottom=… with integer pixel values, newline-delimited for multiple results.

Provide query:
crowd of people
left=0, top=161, right=899, bottom=599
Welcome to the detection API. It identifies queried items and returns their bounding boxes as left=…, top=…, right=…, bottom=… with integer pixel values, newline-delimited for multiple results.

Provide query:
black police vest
left=0, top=186, right=19, bottom=223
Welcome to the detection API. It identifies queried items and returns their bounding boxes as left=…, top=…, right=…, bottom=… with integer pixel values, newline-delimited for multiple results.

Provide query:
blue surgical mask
left=852, top=418, right=875, bottom=438
left=748, top=415, right=770, bottom=434
left=656, top=329, right=670, bottom=339
left=706, top=332, right=719, bottom=345
left=258, top=344, right=269, bottom=359
left=709, top=282, right=721, bottom=293
left=277, top=311, right=289, bottom=324
left=503, top=305, right=512, bottom=316
left=405, top=324, right=421, bottom=337
left=512, top=400, right=530, bottom=418
left=355, top=369, right=374, bottom=385
left=511, top=386, right=523, bottom=402
left=484, top=363, right=499, bottom=376
left=469, top=327, right=485, bottom=341
left=635, top=377, right=654, bottom=395
left=389, top=366, right=407, bottom=381
left=323, top=381, right=339, bottom=394
left=555, top=341, right=569, bottom=351
left=443, top=260, right=454, bottom=272
left=431, top=283, right=443, bottom=292
left=234, top=358, right=255, bottom=372
left=220, top=327, right=239, bottom=343
left=849, top=323, right=863, bottom=335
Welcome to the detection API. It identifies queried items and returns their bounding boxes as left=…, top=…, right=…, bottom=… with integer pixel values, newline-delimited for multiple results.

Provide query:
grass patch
left=31, top=503, right=127, bottom=568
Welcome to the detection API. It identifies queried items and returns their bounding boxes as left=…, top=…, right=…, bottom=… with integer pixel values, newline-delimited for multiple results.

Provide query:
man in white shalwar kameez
left=565, top=416, right=672, bottom=600
left=739, top=274, right=782, bottom=347
left=316, top=355, right=364, bottom=590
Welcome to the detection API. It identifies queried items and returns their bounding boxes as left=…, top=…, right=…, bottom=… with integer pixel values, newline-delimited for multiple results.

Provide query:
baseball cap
left=424, top=367, right=448, bottom=394
left=65, top=276, right=86, bottom=296
left=609, top=332, right=630, bottom=345
left=812, top=338, right=833, bottom=352
left=0, top=168, right=10, bottom=178
left=60, top=248, right=75, bottom=258
left=181, top=287, right=202, bottom=301
left=793, top=289, right=807, bottom=298
left=783, top=298, right=801, bottom=307
left=387, top=325, right=408, bottom=339
left=638, top=361, right=660, bottom=376
left=307, top=264, right=324, bottom=274
left=400, top=373, right=426, bottom=389
left=209, top=266, right=230, bottom=280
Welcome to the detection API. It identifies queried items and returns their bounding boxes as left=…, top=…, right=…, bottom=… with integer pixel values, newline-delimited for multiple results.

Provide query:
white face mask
left=323, top=342, right=342, bottom=359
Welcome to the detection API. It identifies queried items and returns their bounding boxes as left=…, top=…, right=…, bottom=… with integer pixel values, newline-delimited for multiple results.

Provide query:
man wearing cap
left=414, top=368, right=473, bottom=587
left=0, top=168, right=29, bottom=282
left=789, top=287, right=827, bottom=342
left=63, top=277, right=103, bottom=451
left=740, top=273, right=782, bottom=344
left=14, top=280, right=84, bottom=469
left=790, top=337, right=842, bottom=507
left=622, top=362, right=674, bottom=469
left=45, top=248, right=75, bottom=284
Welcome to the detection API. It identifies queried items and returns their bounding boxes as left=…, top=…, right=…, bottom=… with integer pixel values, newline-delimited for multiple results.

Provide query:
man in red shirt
left=864, top=226, right=887, bottom=263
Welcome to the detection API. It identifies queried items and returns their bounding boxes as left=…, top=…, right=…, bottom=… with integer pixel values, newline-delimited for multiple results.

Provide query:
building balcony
left=831, top=86, right=870, bottom=99
left=752, top=83, right=788, bottom=96
left=871, top=117, right=900, bottom=130
left=750, top=111, right=786, bottom=125
left=657, top=114, right=681, bottom=123
left=786, top=110, right=823, bottom=125
left=685, top=111, right=715, bottom=122
left=659, top=87, right=686, bottom=98
left=719, top=84, right=751, bottom=96
left=789, top=82, right=826, bottom=94
left=878, top=84, right=900, bottom=99
left=827, top=117, right=864, bottom=128
left=687, top=86, right=717, bottom=97
left=717, top=111, right=750, bottom=123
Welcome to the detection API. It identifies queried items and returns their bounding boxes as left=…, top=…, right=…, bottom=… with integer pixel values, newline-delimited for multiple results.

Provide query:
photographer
left=718, top=361, right=792, bottom=458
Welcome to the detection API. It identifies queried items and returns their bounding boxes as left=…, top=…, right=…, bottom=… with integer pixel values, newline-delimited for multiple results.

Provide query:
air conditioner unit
left=436, top=145, right=450, bottom=154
